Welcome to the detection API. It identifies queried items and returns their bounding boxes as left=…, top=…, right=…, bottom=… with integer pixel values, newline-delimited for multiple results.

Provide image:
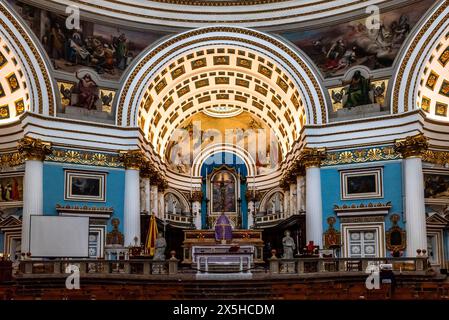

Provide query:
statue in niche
left=75, top=72, right=99, bottom=110
left=172, top=198, right=178, bottom=215
left=106, top=218, right=124, bottom=245
left=153, top=232, right=167, bottom=260
left=341, top=71, right=372, bottom=109
left=270, top=197, right=276, bottom=215
left=282, top=230, right=296, bottom=259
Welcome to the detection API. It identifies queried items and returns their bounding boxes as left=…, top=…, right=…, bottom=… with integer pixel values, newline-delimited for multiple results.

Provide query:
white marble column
left=247, top=201, right=254, bottom=228
left=158, top=191, right=165, bottom=219
left=121, top=151, right=143, bottom=247
left=297, top=175, right=305, bottom=212
left=193, top=201, right=202, bottom=229
left=395, top=134, right=428, bottom=257
left=303, top=148, right=326, bottom=249
left=18, top=137, right=51, bottom=255
left=151, top=185, right=159, bottom=217
left=22, top=160, right=44, bottom=254
left=283, top=190, right=290, bottom=218
left=143, top=177, right=151, bottom=213
left=290, top=183, right=297, bottom=215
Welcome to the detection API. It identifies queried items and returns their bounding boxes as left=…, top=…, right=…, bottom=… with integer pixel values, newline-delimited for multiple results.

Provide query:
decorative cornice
left=189, top=189, right=203, bottom=202
left=394, top=133, right=429, bottom=158
left=0, top=152, right=24, bottom=168
left=333, top=201, right=392, bottom=212
left=300, top=147, right=326, bottom=168
left=47, top=148, right=122, bottom=167
left=422, top=150, right=449, bottom=166
left=56, top=204, right=114, bottom=215
left=140, top=160, right=155, bottom=178
left=17, top=137, right=52, bottom=161
left=323, top=146, right=399, bottom=166
left=119, top=150, right=146, bottom=170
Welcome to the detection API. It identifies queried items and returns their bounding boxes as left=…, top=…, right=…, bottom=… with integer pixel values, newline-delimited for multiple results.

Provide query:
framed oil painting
left=0, top=172, right=24, bottom=207
left=424, top=170, right=449, bottom=204
left=65, top=170, right=106, bottom=202
left=341, top=168, right=383, bottom=200
left=211, top=170, right=237, bottom=214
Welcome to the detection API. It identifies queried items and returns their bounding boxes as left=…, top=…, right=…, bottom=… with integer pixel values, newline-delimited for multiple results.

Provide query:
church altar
left=181, top=230, right=264, bottom=265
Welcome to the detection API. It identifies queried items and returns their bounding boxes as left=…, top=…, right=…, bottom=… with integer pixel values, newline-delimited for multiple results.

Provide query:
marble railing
left=164, top=213, right=192, bottom=225
left=18, top=258, right=179, bottom=276
left=269, top=256, right=429, bottom=274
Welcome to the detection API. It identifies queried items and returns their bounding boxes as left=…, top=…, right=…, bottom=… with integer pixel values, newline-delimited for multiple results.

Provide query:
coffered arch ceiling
left=417, top=30, right=449, bottom=121
left=0, top=36, right=29, bottom=123
left=118, top=27, right=326, bottom=161
left=0, top=3, right=56, bottom=124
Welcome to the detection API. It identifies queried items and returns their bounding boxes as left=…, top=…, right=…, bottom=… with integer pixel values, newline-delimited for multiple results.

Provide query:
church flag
left=146, top=214, right=158, bottom=256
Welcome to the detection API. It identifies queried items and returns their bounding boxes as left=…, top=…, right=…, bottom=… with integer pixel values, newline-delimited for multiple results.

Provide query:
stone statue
left=270, top=197, right=276, bottom=215
left=298, top=178, right=305, bottom=211
left=282, top=230, right=296, bottom=259
left=153, top=232, right=167, bottom=260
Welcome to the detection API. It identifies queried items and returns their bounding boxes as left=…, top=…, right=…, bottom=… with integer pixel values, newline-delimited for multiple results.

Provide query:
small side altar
left=181, top=230, right=264, bottom=264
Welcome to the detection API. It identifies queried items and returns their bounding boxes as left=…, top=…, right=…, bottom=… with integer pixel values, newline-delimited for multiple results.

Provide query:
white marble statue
left=153, top=232, right=167, bottom=260
left=282, top=230, right=296, bottom=259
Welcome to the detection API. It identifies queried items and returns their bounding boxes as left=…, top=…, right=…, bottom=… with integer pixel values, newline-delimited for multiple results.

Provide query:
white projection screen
left=30, top=216, right=89, bottom=258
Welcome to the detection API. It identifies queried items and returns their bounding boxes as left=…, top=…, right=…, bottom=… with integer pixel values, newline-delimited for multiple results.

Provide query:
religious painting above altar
left=211, top=171, right=237, bottom=214
left=166, top=112, right=282, bottom=175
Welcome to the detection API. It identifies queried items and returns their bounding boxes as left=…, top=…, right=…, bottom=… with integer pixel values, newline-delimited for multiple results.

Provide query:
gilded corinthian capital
left=394, top=133, right=429, bottom=158
left=119, top=150, right=146, bottom=170
left=17, top=136, right=52, bottom=161
left=300, top=147, right=327, bottom=168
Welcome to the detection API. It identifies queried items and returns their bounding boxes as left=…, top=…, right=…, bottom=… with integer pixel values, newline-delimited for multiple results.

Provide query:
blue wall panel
left=321, top=161, right=404, bottom=256
left=43, top=162, right=125, bottom=232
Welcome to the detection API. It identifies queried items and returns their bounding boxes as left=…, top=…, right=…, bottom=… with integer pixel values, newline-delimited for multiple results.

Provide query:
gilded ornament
left=17, top=136, right=52, bottom=161
left=119, top=150, right=146, bottom=170
left=394, top=133, right=429, bottom=158
left=300, top=147, right=326, bottom=168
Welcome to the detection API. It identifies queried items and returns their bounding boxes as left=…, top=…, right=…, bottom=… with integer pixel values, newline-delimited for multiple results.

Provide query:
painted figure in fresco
left=50, top=23, right=66, bottom=60
left=342, top=71, right=372, bottom=109
left=114, top=33, right=129, bottom=70
left=282, top=230, right=296, bottom=259
left=153, top=232, right=167, bottom=260
left=76, top=72, right=99, bottom=110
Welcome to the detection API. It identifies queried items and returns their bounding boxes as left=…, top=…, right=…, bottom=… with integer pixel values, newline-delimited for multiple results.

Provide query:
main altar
left=181, top=229, right=264, bottom=266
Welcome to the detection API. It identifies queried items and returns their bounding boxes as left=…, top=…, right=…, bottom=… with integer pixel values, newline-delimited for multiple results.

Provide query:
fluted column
left=395, top=133, right=428, bottom=257
left=140, top=163, right=152, bottom=214
left=303, top=147, right=326, bottom=248
left=120, top=150, right=145, bottom=247
left=297, top=174, right=306, bottom=212
left=283, top=189, right=290, bottom=218
left=151, top=185, right=158, bottom=217
left=18, top=137, right=52, bottom=255
left=289, top=183, right=297, bottom=215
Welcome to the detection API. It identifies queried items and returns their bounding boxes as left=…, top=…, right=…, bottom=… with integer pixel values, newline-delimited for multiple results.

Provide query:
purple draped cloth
left=215, top=213, right=233, bottom=242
